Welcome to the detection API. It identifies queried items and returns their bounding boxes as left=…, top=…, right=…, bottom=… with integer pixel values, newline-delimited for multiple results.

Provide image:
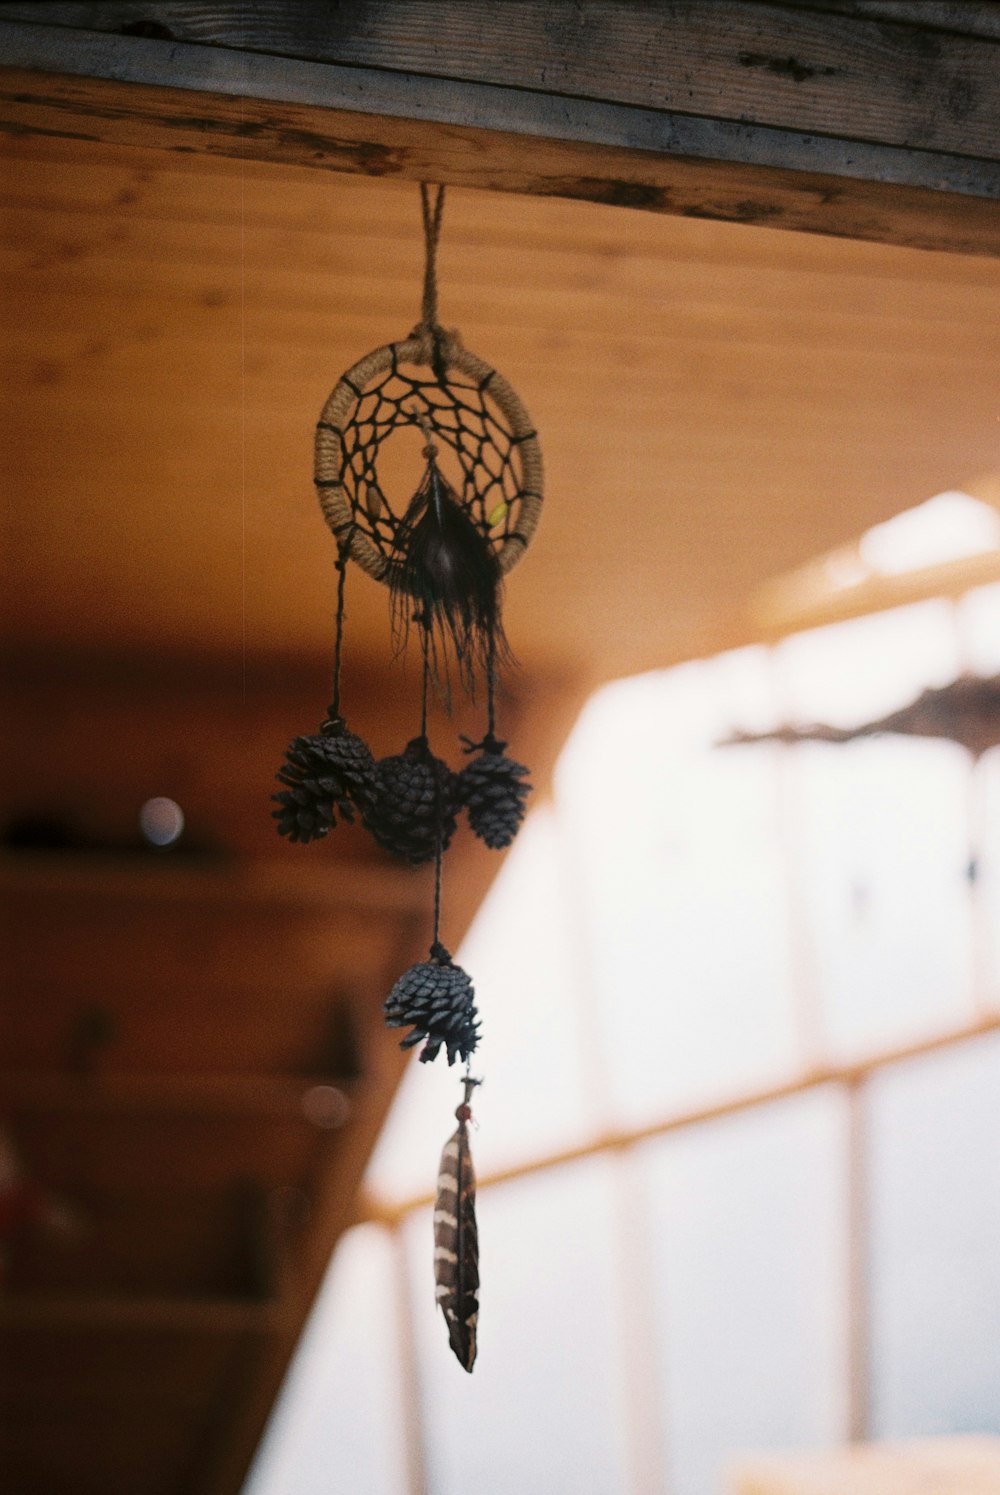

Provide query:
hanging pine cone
left=363, top=735, right=459, bottom=865
left=458, top=734, right=532, bottom=849
left=384, top=943, right=480, bottom=1064
left=272, top=712, right=376, bottom=844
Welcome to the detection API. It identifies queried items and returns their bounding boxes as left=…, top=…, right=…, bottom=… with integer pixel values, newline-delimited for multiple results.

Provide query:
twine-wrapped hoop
left=315, top=328, right=544, bottom=587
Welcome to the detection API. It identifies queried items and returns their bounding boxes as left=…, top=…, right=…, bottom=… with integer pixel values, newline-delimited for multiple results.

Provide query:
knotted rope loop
left=416, top=182, right=448, bottom=382
left=419, top=182, right=446, bottom=332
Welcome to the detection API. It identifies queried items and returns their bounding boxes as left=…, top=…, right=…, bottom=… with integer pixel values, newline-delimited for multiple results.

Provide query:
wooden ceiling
left=3, top=130, right=999, bottom=680
left=2, top=55, right=1000, bottom=1495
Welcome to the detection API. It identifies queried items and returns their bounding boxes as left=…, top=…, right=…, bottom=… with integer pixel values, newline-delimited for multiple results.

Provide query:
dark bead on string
left=363, top=736, right=459, bottom=865
left=272, top=713, right=376, bottom=844
left=384, top=942, right=480, bottom=1065
left=458, top=733, right=532, bottom=849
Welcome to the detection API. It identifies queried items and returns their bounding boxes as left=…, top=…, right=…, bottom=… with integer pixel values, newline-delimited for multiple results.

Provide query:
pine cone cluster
left=459, top=735, right=532, bottom=849
left=272, top=715, right=376, bottom=844
left=384, top=944, right=480, bottom=1065
left=363, top=736, right=459, bottom=865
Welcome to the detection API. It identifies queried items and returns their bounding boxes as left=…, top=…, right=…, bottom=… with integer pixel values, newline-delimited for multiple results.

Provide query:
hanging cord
left=421, top=617, right=448, bottom=961
left=431, top=827, right=445, bottom=960
left=418, top=616, right=432, bottom=740
left=484, top=632, right=499, bottom=745
left=460, top=632, right=503, bottom=755
left=419, top=182, right=446, bottom=332
left=418, top=182, right=448, bottom=382
left=326, top=524, right=356, bottom=725
left=458, top=1069, right=481, bottom=1115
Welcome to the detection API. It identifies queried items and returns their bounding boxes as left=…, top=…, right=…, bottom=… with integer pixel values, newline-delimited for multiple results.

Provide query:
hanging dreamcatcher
left=272, top=184, right=542, bottom=1370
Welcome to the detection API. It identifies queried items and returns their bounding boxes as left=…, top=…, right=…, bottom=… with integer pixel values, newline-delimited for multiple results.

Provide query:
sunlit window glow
left=859, top=491, right=1000, bottom=576
left=247, top=582, right=1000, bottom=1495
left=822, top=547, right=870, bottom=591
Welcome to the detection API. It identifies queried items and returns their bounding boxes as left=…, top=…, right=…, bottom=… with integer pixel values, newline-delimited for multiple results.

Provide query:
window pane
left=555, top=652, right=802, bottom=1125
left=244, top=1225, right=406, bottom=1495
left=774, top=601, right=961, bottom=729
left=788, top=737, right=975, bottom=1056
left=977, top=750, right=1000, bottom=1007
left=956, top=582, right=1000, bottom=676
left=405, top=1158, right=632, bottom=1495
left=869, top=1033, right=1000, bottom=1437
left=643, top=1088, right=849, bottom=1495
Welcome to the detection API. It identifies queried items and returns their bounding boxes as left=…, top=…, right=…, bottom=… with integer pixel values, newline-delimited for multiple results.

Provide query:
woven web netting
left=336, top=352, right=531, bottom=564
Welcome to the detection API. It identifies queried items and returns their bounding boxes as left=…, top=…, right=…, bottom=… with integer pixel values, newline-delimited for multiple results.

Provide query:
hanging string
left=419, top=618, right=431, bottom=740
left=459, top=632, right=501, bottom=756
left=420, top=602, right=446, bottom=959
left=431, top=828, right=445, bottom=959
left=484, top=632, right=499, bottom=746
left=418, top=183, right=448, bottom=382
left=419, top=182, right=446, bottom=332
left=327, top=524, right=355, bottom=723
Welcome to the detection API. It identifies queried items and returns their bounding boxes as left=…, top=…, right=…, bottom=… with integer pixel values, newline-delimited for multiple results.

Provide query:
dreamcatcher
left=272, top=184, right=543, bottom=1370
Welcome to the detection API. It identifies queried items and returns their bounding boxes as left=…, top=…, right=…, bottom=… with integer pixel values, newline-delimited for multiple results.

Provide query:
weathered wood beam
left=1, top=4, right=999, bottom=254
left=2, top=0, right=999, bottom=158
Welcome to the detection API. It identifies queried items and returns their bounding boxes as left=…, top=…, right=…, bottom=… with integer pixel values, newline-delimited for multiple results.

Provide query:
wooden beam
left=747, top=544, right=1000, bottom=640
left=361, top=1012, right=1000, bottom=1224
left=0, top=3, right=999, bottom=255
left=1, top=1, right=999, bottom=159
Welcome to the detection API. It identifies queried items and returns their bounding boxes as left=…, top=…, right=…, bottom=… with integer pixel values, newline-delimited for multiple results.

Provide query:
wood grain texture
left=2, top=21, right=997, bottom=203
left=3, top=136, right=999, bottom=686
left=1, top=1, right=998, bottom=160
left=1, top=0, right=1000, bottom=263
left=779, top=2, right=1000, bottom=42
left=1, top=61, right=999, bottom=260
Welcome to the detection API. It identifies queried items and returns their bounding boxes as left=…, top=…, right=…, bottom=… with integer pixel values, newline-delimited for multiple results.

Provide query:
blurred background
left=2, top=133, right=999, bottom=1495
left=249, top=579, right=1000, bottom=1495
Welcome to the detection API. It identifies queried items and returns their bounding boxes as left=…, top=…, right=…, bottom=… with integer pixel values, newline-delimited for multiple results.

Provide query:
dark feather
left=391, top=456, right=510, bottom=690
left=434, top=1108, right=479, bottom=1372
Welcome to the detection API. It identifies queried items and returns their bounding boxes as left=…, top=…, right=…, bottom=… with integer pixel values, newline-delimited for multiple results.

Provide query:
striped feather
left=434, top=1115, right=479, bottom=1371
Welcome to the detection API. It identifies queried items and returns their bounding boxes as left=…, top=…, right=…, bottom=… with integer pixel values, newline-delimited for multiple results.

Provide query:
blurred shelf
left=0, top=1070, right=354, bottom=1121
left=0, top=1294, right=287, bottom=1333
left=0, top=849, right=430, bottom=914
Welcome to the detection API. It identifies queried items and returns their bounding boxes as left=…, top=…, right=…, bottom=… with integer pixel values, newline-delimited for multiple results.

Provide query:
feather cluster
left=390, top=454, right=509, bottom=690
left=434, top=1102, right=479, bottom=1372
